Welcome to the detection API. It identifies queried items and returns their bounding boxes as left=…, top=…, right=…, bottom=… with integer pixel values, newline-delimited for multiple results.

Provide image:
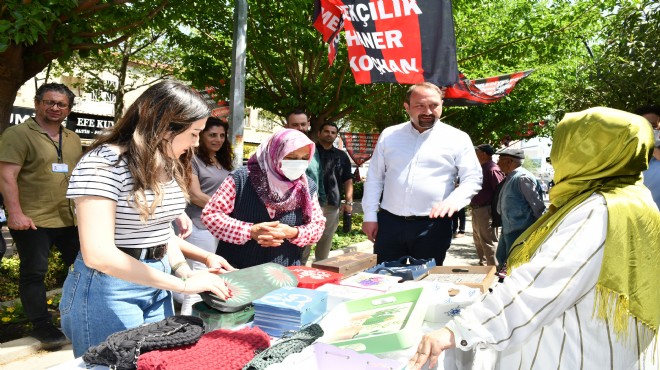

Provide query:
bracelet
left=345, top=201, right=354, bottom=206
left=179, top=277, right=187, bottom=294
left=204, top=253, right=212, bottom=266
left=171, top=261, right=187, bottom=276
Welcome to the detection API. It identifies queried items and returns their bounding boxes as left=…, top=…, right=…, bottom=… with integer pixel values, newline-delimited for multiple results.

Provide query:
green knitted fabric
left=242, top=324, right=324, bottom=370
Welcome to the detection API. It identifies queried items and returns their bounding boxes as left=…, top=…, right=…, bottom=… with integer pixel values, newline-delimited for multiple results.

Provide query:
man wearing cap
left=362, top=82, right=482, bottom=264
left=495, top=147, right=545, bottom=264
left=470, top=144, right=505, bottom=266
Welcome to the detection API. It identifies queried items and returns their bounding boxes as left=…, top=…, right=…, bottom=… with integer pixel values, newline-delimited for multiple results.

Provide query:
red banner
left=313, top=0, right=459, bottom=86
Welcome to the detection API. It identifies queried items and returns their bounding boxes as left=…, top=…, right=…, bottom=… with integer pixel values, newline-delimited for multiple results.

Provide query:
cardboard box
left=423, top=266, right=496, bottom=293
left=312, top=252, right=377, bottom=277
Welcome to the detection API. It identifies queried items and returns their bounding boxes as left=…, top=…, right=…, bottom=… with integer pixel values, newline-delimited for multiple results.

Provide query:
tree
left=562, top=0, right=659, bottom=112
left=175, top=0, right=618, bottom=143
left=54, top=28, right=183, bottom=122
left=0, top=0, right=170, bottom=133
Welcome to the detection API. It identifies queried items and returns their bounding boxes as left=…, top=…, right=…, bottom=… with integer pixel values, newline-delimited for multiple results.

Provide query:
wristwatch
left=345, top=201, right=354, bottom=206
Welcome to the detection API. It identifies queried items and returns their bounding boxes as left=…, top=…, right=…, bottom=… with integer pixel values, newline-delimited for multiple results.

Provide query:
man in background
left=471, top=144, right=505, bottom=266
left=285, top=109, right=326, bottom=264
left=635, top=105, right=660, bottom=210
left=495, top=148, right=545, bottom=264
left=0, top=83, right=82, bottom=349
left=316, top=122, right=353, bottom=262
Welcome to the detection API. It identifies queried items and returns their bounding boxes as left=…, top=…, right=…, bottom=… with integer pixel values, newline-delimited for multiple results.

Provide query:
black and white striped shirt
left=67, top=145, right=186, bottom=248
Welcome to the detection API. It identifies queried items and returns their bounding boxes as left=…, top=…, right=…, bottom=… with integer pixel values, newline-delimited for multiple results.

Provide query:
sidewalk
left=0, top=216, right=480, bottom=370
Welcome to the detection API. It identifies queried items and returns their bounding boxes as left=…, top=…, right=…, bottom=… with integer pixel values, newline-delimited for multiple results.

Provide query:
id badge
left=52, top=163, right=69, bottom=173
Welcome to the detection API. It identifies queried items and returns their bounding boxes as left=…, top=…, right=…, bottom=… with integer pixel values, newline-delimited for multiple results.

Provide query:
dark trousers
left=373, top=210, right=453, bottom=265
left=10, top=226, right=80, bottom=325
left=452, top=207, right=467, bottom=234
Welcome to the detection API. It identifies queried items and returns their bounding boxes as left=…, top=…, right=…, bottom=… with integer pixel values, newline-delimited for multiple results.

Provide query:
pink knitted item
left=137, top=326, right=271, bottom=370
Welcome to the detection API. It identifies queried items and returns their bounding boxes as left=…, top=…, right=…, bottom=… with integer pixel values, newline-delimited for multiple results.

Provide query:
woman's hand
left=203, top=253, right=236, bottom=273
left=250, top=221, right=286, bottom=247
left=181, top=271, right=232, bottom=300
left=407, top=327, right=456, bottom=370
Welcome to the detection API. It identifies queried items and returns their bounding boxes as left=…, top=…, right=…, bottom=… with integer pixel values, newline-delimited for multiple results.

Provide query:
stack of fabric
left=137, top=326, right=271, bottom=370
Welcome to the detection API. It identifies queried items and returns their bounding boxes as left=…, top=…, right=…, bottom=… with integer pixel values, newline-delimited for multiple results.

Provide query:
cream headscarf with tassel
left=507, top=107, right=660, bottom=343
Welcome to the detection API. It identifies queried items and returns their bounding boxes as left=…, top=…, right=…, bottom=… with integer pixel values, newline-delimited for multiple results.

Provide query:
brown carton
left=312, top=252, right=377, bottom=277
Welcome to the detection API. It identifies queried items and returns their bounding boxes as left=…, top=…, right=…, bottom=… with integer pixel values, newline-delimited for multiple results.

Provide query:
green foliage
left=331, top=212, right=368, bottom=250
left=0, top=248, right=68, bottom=302
left=352, top=182, right=364, bottom=200
left=561, top=1, right=659, bottom=111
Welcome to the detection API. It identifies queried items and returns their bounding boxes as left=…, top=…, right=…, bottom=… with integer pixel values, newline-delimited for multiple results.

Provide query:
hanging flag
left=314, top=0, right=459, bottom=86
left=339, top=132, right=380, bottom=181
left=313, top=0, right=344, bottom=43
left=443, top=70, right=534, bottom=106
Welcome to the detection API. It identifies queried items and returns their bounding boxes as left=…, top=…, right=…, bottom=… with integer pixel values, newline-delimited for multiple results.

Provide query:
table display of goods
left=418, top=282, right=481, bottom=323
left=338, top=271, right=402, bottom=292
left=253, top=286, right=328, bottom=337
left=318, top=287, right=429, bottom=354
left=365, top=256, right=436, bottom=281
left=424, top=265, right=496, bottom=293
left=199, top=263, right=298, bottom=313
left=286, top=266, right=343, bottom=289
left=263, top=342, right=405, bottom=370
left=191, top=301, right=255, bottom=332
left=312, top=252, right=377, bottom=277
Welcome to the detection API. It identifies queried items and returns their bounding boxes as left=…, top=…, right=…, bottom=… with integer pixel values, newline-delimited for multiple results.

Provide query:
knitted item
left=83, top=316, right=204, bottom=370
left=242, top=324, right=324, bottom=370
left=137, top=326, right=271, bottom=370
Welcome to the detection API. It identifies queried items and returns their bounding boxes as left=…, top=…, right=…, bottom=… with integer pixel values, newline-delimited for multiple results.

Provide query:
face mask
left=280, top=160, right=308, bottom=180
left=654, top=129, right=660, bottom=148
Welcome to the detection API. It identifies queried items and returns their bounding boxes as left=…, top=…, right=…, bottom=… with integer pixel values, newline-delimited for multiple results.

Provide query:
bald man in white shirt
left=362, top=82, right=482, bottom=264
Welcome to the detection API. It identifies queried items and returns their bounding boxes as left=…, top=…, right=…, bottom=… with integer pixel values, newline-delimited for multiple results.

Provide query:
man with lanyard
left=362, top=82, right=482, bottom=264
left=0, top=83, right=82, bottom=349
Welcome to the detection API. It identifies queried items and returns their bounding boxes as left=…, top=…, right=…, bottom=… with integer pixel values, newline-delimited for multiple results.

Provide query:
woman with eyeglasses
left=59, top=81, right=234, bottom=357
left=176, top=116, right=235, bottom=315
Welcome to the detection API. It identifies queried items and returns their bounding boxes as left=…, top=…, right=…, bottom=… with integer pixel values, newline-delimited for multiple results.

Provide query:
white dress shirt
left=362, top=121, right=482, bottom=222
left=446, top=194, right=659, bottom=369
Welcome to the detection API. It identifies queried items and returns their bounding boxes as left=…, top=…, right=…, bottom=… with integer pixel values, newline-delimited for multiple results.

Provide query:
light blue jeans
left=59, top=252, right=174, bottom=357
left=179, top=223, right=218, bottom=315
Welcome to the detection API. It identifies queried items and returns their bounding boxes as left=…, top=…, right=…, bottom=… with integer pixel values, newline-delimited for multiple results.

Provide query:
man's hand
left=407, top=327, right=456, bottom=370
left=8, top=212, right=36, bottom=230
left=429, top=200, right=460, bottom=218
left=250, top=221, right=286, bottom=247
left=362, top=221, right=378, bottom=242
left=174, top=213, right=193, bottom=238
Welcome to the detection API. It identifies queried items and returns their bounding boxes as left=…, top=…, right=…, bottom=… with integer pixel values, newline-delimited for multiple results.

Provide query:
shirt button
left=460, top=339, right=468, bottom=346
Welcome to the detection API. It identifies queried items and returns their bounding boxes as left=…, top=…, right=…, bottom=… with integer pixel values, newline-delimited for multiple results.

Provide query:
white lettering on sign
left=344, top=29, right=403, bottom=49
left=338, top=0, right=422, bottom=23
left=349, top=55, right=419, bottom=75
left=321, top=6, right=341, bottom=32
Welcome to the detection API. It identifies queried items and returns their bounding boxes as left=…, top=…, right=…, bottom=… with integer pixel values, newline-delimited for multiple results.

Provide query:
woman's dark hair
left=197, top=117, right=234, bottom=171
left=90, top=80, right=210, bottom=221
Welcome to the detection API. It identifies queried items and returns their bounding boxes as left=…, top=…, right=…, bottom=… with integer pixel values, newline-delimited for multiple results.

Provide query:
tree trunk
left=114, top=49, right=131, bottom=123
left=0, top=43, right=52, bottom=134
left=0, top=46, right=28, bottom=133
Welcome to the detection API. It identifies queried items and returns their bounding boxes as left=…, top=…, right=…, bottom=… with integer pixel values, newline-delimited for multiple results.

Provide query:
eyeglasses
left=41, top=100, right=70, bottom=109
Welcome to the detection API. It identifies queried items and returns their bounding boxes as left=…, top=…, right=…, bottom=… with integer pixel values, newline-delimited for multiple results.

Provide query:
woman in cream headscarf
left=409, top=107, right=660, bottom=370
